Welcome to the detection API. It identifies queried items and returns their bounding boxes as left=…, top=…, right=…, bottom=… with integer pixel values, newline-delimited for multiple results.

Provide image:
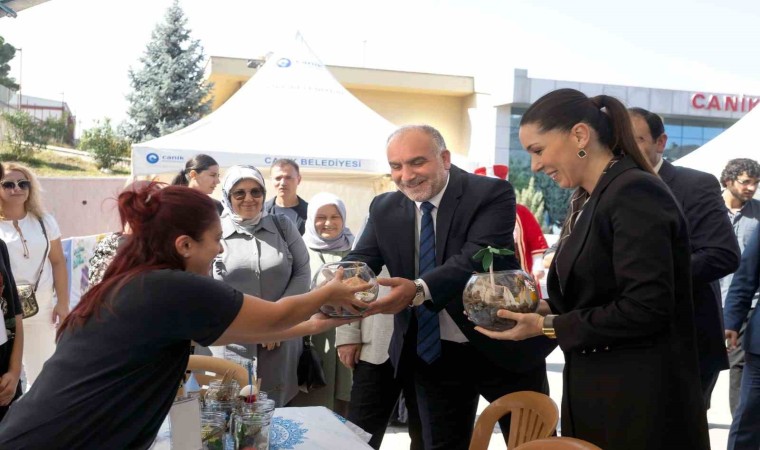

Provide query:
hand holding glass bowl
left=311, top=262, right=379, bottom=318
left=463, top=269, right=540, bottom=331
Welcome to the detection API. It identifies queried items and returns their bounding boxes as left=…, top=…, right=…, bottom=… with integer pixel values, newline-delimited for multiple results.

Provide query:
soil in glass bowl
left=463, top=270, right=539, bottom=331
left=311, top=262, right=379, bottom=318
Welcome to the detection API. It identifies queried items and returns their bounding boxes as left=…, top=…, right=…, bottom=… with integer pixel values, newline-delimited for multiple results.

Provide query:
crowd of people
left=0, top=87, right=757, bottom=449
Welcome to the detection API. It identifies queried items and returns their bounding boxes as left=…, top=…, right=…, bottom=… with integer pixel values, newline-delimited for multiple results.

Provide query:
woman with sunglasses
left=0, top=163, right=69, bottom=390
left=211, top=165, right=311, bottom=407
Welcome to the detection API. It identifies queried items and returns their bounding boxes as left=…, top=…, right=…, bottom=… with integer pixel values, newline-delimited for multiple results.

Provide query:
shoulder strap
left=271, top=214, right=287, bottom=242
left=33, top=217, right=50, bottom=291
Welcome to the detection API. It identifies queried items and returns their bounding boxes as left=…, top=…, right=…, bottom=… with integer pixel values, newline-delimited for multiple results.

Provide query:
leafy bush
left=78, top=119, right=131, bottom=170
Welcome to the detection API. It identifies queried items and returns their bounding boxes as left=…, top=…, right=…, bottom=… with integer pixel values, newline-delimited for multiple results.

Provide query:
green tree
left=516, top=176, right=545, bottom=225
left=1, top=110, right=51, bottom=158
left=123, top=0, right=212, bottom=143
left=534, top=173, right=574, bottom=229
left=0, top=36, right=19, bottom=90
left=78, top=118, right=131, bottom=170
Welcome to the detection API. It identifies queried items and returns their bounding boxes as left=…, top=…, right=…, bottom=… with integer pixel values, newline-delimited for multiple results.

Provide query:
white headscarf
left=221, top=165, right=268, bottom=233
left=303, top=192, right=355, bottom=251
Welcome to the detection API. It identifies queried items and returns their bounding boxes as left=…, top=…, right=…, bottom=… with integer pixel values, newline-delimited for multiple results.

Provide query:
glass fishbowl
left=462, top=269, right=539, bottom=331
left=310, top=261, right=379, bottom=318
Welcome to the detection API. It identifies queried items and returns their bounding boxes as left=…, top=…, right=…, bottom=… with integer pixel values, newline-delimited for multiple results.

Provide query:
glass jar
left=200, top=412, right=226, bottom=450
left=462, top=269, right=539, bottom=331
left=233, top=412, right=271, bottom=450
left=241, top=398, right=276, bottom=420
left=206, top=379, right=240, bottom=403
left=311, top=261, right=379, bottom=318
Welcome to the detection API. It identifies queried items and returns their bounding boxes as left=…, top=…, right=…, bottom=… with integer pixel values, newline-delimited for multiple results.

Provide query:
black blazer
left=659, top=160, right=739, bottom=377
left=548, top=157, right=709, bottom=449
left=347, top=165, right=556, bottom=373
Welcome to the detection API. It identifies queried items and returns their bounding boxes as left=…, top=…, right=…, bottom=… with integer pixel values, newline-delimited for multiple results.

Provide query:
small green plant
left=78, top=118, right=131, bottom=170
left=473, top=246, right=514, bottom=290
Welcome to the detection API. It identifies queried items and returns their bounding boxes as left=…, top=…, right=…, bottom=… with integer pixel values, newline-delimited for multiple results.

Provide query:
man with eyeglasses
left=720, top=158, right=760, bottom=417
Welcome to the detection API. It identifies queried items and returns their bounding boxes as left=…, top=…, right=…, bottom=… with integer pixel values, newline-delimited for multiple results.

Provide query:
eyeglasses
left=735, top=178, right=759, bottom=187
left=1, top=180, right=31, bottom=191
left=230, top=188, right=265, bottom=200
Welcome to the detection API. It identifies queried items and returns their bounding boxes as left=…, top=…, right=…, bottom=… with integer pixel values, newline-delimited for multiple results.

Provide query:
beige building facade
left=204, top=56, right=495, bottom=165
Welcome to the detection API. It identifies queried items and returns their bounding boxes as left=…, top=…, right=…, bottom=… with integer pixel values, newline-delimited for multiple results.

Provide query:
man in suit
left=629, top=108, right=740, bottom=408
left=724, top=225, right=760, bottom=450
left=348, top=125, right=555, bottom=450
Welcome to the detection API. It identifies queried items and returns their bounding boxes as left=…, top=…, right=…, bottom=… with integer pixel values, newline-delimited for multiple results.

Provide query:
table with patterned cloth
left=152, top=406, right=372, bottom=449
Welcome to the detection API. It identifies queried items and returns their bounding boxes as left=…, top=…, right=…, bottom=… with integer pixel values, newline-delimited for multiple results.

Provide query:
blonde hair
left=0, top=162, right=46, bottom=219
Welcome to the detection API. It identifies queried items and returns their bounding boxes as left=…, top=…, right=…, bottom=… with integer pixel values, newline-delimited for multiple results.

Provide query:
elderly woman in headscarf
left=291, top=192, right=355, bottom=414
left=211, top=165, right=311, bottom=407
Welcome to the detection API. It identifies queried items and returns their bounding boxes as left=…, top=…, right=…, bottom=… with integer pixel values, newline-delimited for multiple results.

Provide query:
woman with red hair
left=0, top=183, right=367, bottom=448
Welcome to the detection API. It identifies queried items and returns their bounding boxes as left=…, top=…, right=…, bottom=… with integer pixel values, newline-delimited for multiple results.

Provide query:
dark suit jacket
left=659, top=160, right=739, bottom=376
left=347, top=165, right=556, bottom=373
left=264, top=196, right=308, bottom=235
left=548, top=157, right=709, bottom=450
left=725, top=225, right=760, bottom=355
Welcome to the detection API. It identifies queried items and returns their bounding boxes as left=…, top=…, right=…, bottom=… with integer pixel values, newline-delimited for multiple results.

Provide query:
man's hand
left=364, top=277, right=416, bottom=315
left=0, top=372, right=19, bottom=406
left=337, top=343, right=362, bottom=369
left=726, top=329, right=739, bottom=352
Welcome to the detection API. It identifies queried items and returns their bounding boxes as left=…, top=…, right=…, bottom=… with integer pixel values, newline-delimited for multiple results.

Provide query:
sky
left=3, top=0, right=760, bottom=133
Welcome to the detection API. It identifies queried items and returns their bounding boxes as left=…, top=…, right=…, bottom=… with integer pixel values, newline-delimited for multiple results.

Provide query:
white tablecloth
left=152, top=406, right=372, bottom=449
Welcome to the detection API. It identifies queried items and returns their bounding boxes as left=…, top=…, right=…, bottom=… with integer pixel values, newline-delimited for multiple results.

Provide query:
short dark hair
left=271, top=158, right=300, bottom=175
left=721, top=158, right=760, bottom=187
left=628, top=107, right=665, bottom=140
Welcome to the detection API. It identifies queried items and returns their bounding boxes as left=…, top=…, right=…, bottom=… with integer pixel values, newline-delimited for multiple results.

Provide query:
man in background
left=629, top=107, right=740, bottom=410
left=719, top=158, right=760, bottom=415
left=265, top=158, right=309, bottom=235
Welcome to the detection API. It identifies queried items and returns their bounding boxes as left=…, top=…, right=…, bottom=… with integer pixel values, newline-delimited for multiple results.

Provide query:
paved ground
left=379, top=347, right=734, bottom=449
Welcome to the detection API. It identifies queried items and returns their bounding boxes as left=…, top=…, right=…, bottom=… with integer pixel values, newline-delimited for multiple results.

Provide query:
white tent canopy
left=674, top=106, right=760, bottom=179
left=131, top=34, right=396, bottom=176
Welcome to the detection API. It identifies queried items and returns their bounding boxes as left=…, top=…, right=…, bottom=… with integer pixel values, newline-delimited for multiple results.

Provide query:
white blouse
left=0, top=213, right=61, bottom=290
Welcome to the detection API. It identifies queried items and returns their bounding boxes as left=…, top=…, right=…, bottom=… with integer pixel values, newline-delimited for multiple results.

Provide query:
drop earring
left=577, top=148, right=587, bottom=158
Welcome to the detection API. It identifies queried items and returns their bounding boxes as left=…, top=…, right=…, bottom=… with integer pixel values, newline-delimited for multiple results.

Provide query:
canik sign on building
left=691, top=93, right=760, bottom=113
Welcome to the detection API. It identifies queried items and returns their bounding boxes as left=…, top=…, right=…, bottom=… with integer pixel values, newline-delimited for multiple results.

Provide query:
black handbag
left=297, top=335, right=327, bottom=392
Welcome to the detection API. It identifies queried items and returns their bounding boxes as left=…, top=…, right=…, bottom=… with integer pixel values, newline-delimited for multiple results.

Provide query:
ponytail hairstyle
left=57, top=183, right=220, bottom=338
left=170, top=154, right=219, bottom=186
left=520, top=88, right=654, bottom=240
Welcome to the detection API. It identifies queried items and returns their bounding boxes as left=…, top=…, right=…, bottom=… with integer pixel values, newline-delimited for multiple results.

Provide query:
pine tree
left=516, top=176, right=545, bottom=225
left=123, top=1, right=212, bottom=143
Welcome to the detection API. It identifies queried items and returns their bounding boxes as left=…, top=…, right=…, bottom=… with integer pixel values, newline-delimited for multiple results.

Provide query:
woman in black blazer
left=477, top=89, right=709, bottom=450
left=0, top=160, right=23, bottom=420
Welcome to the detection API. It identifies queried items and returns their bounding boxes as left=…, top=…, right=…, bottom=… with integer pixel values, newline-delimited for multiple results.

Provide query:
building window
left=663, top=117, right=735, bottom=162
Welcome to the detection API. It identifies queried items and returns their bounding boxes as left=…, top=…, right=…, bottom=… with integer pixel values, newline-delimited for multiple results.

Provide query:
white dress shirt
left=414, top=174, right=469, bottom=343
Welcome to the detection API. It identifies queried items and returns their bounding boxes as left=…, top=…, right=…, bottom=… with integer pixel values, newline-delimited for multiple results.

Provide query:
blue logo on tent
left=146, top=153, right=159, bottom=164
left=277, top=58, right=291, bottom=68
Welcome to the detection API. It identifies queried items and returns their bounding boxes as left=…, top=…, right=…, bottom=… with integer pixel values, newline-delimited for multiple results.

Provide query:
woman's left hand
left=306, top=312, right=359, bottom=335
left=52, top=302, right=70, bottom=325
left=0, top=372, right=19, bottom=406
left=474, top=310, right=545, bottom=341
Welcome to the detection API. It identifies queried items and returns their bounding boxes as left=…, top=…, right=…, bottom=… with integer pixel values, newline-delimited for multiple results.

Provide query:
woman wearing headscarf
left=211, top=165, right=311, bottom=407
left=291, top=192, right=355, bottom=413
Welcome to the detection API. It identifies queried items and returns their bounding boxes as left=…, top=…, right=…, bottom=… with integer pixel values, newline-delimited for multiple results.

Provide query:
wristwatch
left=542, top=314, right=557, bottom=339
left=411, top=279, right=426, bottom=307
